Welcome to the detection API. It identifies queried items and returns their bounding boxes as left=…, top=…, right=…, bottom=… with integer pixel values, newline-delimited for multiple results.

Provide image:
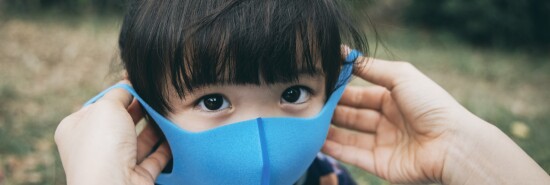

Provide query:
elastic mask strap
left=82, top=84, right=166, bottom=124
left=335, top=49, right=361, bottom=87
left=83, top=84, right=137, bottom=107
left=345, top=49, right=362, bottom=63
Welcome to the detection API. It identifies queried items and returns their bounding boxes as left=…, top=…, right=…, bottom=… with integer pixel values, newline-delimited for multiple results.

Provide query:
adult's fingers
left=354, top=57, right=422, bottom=90
left=98, top=80, right=134, bottom=108
left=322, top=139, right=375, bottom=173
left=326, top=126, right=376, bottom=150
left=338, top=86, right=388, bottom=110
left=128, top=99, right=144, bottom=124
left=136, top=123, right=162, bottom=163
left=355, top=57, right=463, bottom=124
left=332, top=105, right=381, bottom=133
left=139, top=141, right=171, bottom=179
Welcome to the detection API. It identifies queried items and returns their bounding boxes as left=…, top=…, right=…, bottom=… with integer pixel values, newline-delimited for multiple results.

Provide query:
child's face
left=165, top=75, right=326, bottom=132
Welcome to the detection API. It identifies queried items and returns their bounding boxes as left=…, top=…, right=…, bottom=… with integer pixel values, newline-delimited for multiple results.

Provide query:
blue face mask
left=85, top=50, right=361, bottom=185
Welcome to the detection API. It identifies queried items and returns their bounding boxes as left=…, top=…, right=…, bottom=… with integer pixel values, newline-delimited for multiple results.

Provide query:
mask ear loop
left=83, top=84, right=137, bottom=107
left=335, top=49, right=361, bottom=89
left=345, top=49, right=362, bottom=64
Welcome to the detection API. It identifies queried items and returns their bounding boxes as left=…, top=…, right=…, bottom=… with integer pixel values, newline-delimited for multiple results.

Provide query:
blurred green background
left=0, top=0, right=549, bottom=184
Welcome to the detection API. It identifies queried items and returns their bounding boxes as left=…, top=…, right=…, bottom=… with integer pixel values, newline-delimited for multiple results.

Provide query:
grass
left=0, top=16, right=121, bottom=184
left=0, top=16, right=548, bottom=185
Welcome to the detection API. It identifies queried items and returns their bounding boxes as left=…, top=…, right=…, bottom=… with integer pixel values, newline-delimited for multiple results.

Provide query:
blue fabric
left=84, top=50, right=362, bottom=185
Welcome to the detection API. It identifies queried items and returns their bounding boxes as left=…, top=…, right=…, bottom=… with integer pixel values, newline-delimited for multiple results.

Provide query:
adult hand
left=322, top=55, right=550, bottom=184
left=55, top=81, right=170, bottom=185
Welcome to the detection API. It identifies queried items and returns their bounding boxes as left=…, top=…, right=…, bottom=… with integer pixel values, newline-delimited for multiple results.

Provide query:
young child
left=113, top=0, right=367, bottom=184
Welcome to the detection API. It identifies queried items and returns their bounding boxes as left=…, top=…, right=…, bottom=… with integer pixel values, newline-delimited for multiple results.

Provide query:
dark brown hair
left=119, top=0, right=368, bottom=115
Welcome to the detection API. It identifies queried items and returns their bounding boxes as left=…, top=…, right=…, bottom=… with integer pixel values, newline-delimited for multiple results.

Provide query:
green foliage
left=1, top=0, right=126, bottom=15
left=0, top=85, right=32, bottom=155
left=404, top=0, right=550, bottom=50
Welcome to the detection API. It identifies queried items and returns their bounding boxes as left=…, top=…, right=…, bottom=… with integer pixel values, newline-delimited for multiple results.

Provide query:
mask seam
left=257, top=118, right=271, bottom=185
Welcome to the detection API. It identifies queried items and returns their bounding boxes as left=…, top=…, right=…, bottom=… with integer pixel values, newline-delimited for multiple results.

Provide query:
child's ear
left=123, top=71, right=129, bottom=81
left=120, top=72, right=135, bottom=88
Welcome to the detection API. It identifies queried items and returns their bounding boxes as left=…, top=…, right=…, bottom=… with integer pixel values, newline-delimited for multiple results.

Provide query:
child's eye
left=281, top=86, right=311, bottom=104
left=196, top=94, right=231, bottom=112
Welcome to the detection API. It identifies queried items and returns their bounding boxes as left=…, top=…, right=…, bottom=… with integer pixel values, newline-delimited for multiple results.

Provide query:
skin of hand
left=322, top=55, right=550, bottom=184
left=54, top=81, right=170, bottom=185
left=320, top=173, right=339, bottom=185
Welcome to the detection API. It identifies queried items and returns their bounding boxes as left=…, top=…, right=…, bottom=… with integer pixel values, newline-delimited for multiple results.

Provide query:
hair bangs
left=120, top=0, right=368, bottom=115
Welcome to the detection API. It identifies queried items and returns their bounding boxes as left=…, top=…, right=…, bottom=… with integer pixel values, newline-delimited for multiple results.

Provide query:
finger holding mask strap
left=60, top=81, right=171, bottom=184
